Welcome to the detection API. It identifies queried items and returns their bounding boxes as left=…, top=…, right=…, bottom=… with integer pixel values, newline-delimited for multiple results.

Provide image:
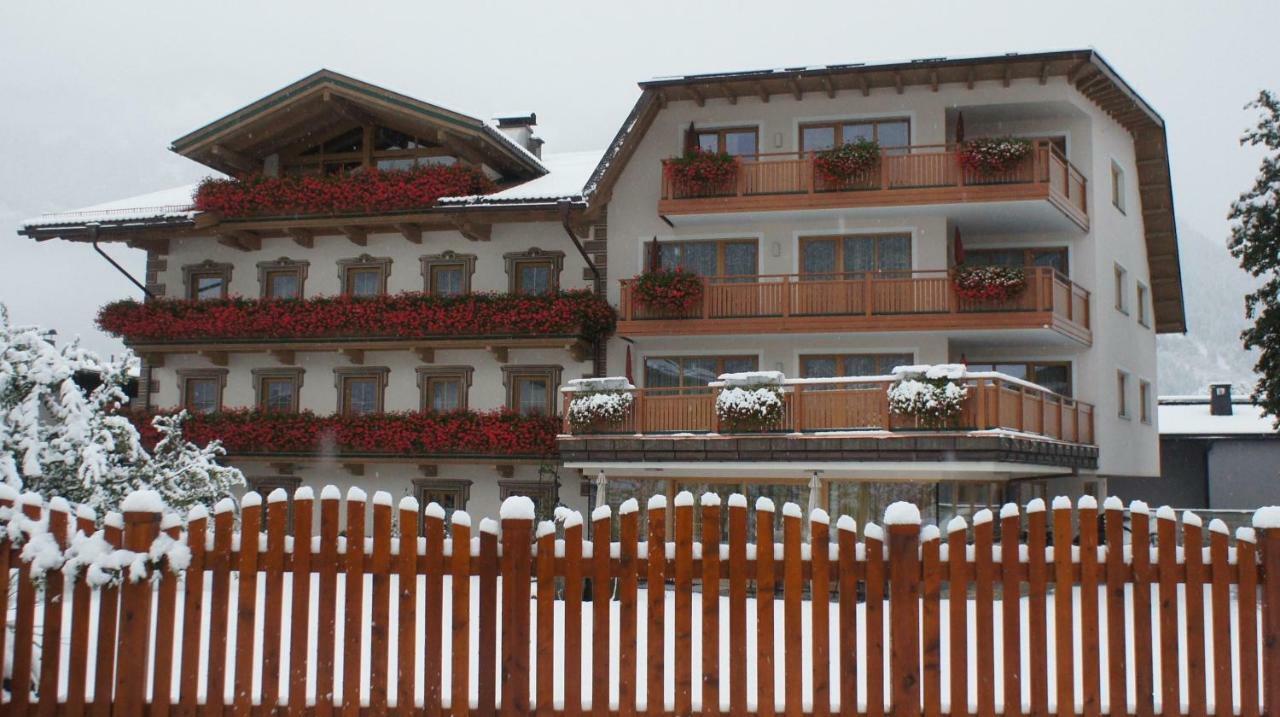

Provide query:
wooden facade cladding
left=560, top=375, right=1095, bottom=446
left=618, top=267, right=1092, bottom=345
left=658, top=141, right=1089, bottom=229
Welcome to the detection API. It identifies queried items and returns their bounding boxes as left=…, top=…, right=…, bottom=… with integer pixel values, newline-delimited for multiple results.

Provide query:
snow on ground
left=12, top=573, right=1262, bottom=713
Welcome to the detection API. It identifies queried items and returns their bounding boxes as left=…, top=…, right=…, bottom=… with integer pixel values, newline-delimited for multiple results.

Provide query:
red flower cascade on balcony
left=97, top=291, right=616, bottom=344
left=193, top=165, right=495, bottom=219
left=130, top=409, right=560, bottom=457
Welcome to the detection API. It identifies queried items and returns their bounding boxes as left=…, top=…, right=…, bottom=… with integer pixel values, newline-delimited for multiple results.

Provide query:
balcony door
left=656, top=239, right=760, bottom=318
left=797, top=234, right=912, bottom=315
left=643, top=355, right=757, bottom=432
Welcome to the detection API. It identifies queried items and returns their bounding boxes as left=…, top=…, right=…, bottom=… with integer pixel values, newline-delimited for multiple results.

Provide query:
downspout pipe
left=558, top=200, right=601, bottom=285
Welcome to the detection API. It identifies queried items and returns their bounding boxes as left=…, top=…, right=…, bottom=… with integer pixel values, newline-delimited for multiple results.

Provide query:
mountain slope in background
left=1157, top=226, right=1260, bottom=395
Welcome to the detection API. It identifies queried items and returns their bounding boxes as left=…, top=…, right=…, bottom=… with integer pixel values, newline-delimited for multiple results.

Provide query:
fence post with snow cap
left=500, top=496, right=535, bottom=717
left=1256, top=506, right=1280, bottom=717
left=115, top=491, right=164, bottom=717
left=885, top=502, right=921, bottom=717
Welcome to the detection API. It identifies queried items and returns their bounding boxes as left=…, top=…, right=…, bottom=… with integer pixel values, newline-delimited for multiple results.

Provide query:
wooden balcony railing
left=562, top=374, right=1095, bottom=445
left=619, top=267, right=1091, bottom=343
left=660, top=140, right=1088, bottom=228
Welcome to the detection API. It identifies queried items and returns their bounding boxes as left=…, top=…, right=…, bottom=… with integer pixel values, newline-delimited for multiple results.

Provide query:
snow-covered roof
left=22, top=184, right=199, bottom=229
left=1158, top=397, right=1276, bottom=436
left=440, top=149, right=603, bottom=206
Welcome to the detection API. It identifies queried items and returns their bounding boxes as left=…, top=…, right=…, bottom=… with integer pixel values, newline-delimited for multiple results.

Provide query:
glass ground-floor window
left=936, top=481, right=1005, bottom=528
left=827, top=481, right=937, bottom=529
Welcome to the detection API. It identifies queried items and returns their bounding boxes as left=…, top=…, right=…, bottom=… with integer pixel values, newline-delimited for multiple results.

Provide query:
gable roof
left=584, top=49, right=1186, bottom=334
left=170, top=69, right=546, bottom=180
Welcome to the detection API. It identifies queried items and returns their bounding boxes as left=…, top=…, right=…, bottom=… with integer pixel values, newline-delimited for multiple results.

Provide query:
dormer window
left=287, top=125, right=456, bottom=176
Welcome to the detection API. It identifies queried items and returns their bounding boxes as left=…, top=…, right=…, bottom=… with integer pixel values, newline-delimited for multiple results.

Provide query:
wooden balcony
left=618, top=267, right=1091, bottom=345
left=659, top=141, right=1089, bottom=230
left=561, top=374, right=1095, bottom=446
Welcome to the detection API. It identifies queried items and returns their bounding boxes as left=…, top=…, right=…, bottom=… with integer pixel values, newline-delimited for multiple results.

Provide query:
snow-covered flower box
left=952, top=265, right=1028, bottom=303
left=958, top=137, right=1033, bottom=175
left=565, top=378, right=635, bottom=432
left=715, top=371, right=786, bottom=432
left=887, top=364, right=970, bottom=428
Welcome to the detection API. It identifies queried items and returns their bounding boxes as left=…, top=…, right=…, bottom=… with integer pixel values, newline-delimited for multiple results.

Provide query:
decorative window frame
left=333, top=366, right=391, bottom=415
left=503, top=247, right=564, bottom=294
left=415, top=366, right=474, bottom=411
left=498, top=480, right=557, bottom=520
left=338, top=254, right=393, bottom=296
left=177, top=368, right=229, bottom=413
left=419, top=251, right=477, bottom=295
left=412, top=478, right=472, bottom=527
left=256, top=257, right=311, bottom=298
left=501, top=364, right=563, bottom=415
left=182, top=260, right=234, bottom=300
left=252, top=368, right=305, bottom=413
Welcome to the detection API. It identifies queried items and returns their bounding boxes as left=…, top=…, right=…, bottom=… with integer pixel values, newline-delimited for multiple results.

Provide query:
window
left=246, top=476, right=302, bottom=529
left=253, top=369, right=304, bottom=413
left=499, top=481, right=558, bottom=522
left=1117, top=370, right=1131, bottom=419
left=504, top=248, right=564, bottom=296
left=800, top=353, right=914, bottom=378
left=1111, top=160, right=1126, bottom=212
left=692, top=126, right=758, bottom=157
left=257, top=258, right=309, bottom=299
left=285, top=124, right=455, bottom=176
left=335, top=367, right=389, bottom=416
left=644, top=355, right=758, bottom=390
left=800, top=234, right=911, bottom=278
left=1139, top=380, right=1152, bottom=424
left=420, top=252, right=476, bottom=297
left=965, top=361, right=1073, bottom=397
left=502, top=365, right=563, bottom=415
left=416, top=367, right=473, bottom=412
left=182, top=261, right=232, bottom=301
left=964, top=247, right=1069, bottom=276
left=1136, top=282, right=1150, bottom=327
left=1114, top=264, right=1129, bottom=314
left=339, top=255, right=392, bottom=297
left=414, top=479, right=471, bottom=525
left=654, top=239, right=758, bottom=278
left=179, top=369, right=227, bottom=414
left=800, top=118, right=910, bottom=153
left=936, top=482, right=1004, bottom=525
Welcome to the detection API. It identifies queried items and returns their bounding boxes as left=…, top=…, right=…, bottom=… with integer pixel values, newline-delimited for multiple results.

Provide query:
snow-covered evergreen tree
left=1229, top=91, right=1280, bottom=426
left=0, top=306, right=243, bottom=512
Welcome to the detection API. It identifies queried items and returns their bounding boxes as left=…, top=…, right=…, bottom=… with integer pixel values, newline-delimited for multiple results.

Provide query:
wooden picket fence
left=2, top=489, right=1279, bottom=717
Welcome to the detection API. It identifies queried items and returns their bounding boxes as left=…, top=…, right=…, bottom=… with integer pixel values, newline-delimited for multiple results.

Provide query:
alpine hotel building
left=20, top=50, right=1184, bottom=527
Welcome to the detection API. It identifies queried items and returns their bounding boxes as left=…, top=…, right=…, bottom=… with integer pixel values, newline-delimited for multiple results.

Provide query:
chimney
left=1209, top=383, right=1233, bottom=416
left=494, top=112, right=541, bottom=158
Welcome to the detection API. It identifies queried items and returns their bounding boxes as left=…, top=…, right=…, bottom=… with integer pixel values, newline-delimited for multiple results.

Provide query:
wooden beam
left=145, top=353, right=165, bottom=368
left=287, top=228, right=314, bottom=248
left=1039, top=62, right=1050, bottom=85
left=930, top=70, right=939, bottom=92
left=341, top=348, right=365, bottom=365
left=340, top=226, right=367, bottom=246
left=568, top=341, right=590, bottom=363
left=451, top=218, right=491, bottom=242
left=487, top=345, right=509, bottom=363
left=1068, top=60, right=1096, bottom=85
left=719, top=83, right=738, bottom=105
left=655, top=90, right=668, bottom=110
left=754, top=82, right=770, bottom=103
left=688, top=86, right=705, bottom=107
left=269, top=349, right=295, bottom=365
left=325, top=93, right=378, bottom=128
left=966, top=67, right=976, bottom=90
left=894, top=71, right=904, bottom=95
left=1003, top=65, right=1011, bottom=88
left=436, top=130, right=490, bottom=167
left=396, top=223, right=423, bottom=244
left=821, top=75, right=836, bottom=99
left=202, top=351, right=228, bottom=367
left=788, top=77, right=803, bottom=101
left=859, top=75, right=870, bottom=97
left=495, top=465, right=515, bottom=479
left=216, top=231, right=260, bottom=252
left=414, top=347, right=435, bottom=363
left=269, top=462, right=296, bottom=476
left=210, top=144, right=258, bottom=174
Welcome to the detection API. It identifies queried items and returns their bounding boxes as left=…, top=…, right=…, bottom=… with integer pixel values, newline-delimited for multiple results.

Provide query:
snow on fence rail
left=2, top=488, right=1279, bottom=717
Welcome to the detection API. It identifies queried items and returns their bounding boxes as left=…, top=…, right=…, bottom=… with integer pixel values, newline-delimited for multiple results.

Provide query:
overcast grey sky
left=1, top=1, right=1275, bottom=360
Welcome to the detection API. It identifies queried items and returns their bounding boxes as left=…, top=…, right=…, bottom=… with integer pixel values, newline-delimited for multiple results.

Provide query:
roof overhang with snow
left=169, top=69, right=547, bottom=180
left=584, top=49, right=1186, bottom=334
